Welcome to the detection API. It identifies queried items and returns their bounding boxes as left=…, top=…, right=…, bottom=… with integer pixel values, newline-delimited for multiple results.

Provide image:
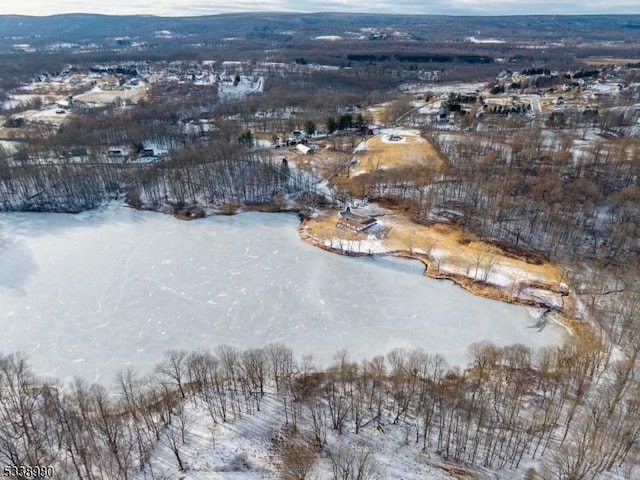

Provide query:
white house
left=296, top=143, right=312, bottom=155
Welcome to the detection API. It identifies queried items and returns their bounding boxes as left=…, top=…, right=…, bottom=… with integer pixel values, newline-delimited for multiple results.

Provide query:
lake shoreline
left=1, top=202, right=565, bottom=382
left=89, top=200, right=577, bottom=334
left=150, top=200, right=577, bottom=337
left=292, top=206, right=581, bottom=339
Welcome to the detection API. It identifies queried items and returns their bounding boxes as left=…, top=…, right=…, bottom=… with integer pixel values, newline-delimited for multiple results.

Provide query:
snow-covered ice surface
left=0, top=203, right=565, bottom=385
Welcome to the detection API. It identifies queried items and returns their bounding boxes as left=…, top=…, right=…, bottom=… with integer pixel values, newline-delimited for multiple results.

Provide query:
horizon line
left=1, top=11, right=639, bottom=18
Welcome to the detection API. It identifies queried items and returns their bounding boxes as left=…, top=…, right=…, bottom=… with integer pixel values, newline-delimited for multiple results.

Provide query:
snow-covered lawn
left=218, top=76, right=264, bottom=101
left=20, top=106, right=69, bottom=124
left=419, top=82, right=487, bottom=95
left=74, top=84, right=148, bottom=105
left=465, top=36, right=506, bottom=44
left=145, top=397, right=281, bottom=479
left=378, top=127, right=422, bottom=137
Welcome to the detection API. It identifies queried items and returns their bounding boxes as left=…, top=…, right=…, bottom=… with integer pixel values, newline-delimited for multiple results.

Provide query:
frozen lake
left=0, top=204, right=565, bottom=385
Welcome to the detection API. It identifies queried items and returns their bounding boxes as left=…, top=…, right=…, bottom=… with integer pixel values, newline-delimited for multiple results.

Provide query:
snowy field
left=0, top=204, right=565, bottom=386
left=73, top=84, right=148, bottom=105
left=218, top=76, right=264, bottom=101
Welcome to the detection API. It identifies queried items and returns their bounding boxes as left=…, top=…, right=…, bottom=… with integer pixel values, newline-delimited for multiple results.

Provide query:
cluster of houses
left=274, top=130, right=322, bottom=155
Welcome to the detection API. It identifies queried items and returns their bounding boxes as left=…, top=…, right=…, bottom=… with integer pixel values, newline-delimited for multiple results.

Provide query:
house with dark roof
left=336, top=206, right=378, bottom=232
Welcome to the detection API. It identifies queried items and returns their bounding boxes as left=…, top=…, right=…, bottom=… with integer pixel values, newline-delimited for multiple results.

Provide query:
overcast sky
left=0, top=0, right=637, bottom=16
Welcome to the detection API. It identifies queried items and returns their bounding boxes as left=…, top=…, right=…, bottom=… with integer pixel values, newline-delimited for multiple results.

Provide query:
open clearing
left=350, top=131, right=445, bottom=176
left=579, top=57, right=640, bottom=65
left=327, top=129, right=446, bottom=198
left=74, top=85, right=148, bottom=104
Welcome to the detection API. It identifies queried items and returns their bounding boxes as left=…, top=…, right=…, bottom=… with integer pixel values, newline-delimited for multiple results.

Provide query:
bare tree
left=162, top=399, right=192, bottom=472
left=155, top=349, right=189, bottom=398
left=328, top=441, right=377, bottom=480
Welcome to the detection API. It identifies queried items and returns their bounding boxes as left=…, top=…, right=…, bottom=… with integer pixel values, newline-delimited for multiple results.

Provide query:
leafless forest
left=1, top=334, right=640, bottom=479
left=0, top=13, right=639, bottom=479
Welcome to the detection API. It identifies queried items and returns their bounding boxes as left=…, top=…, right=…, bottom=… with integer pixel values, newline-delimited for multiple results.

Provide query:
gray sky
left=0, top=0, right=637, bottom=16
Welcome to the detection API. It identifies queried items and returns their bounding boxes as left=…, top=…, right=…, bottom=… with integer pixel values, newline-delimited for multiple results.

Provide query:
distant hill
left=1, top=13, right=640, bottom=48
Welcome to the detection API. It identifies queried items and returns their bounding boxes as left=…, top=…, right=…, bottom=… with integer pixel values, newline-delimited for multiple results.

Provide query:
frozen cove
left=0, top=204, right=565, bottom=384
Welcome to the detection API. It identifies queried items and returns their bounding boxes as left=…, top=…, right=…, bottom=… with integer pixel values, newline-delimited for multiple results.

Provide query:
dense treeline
left=219, top=72, right=397, bottom=121
left=347, top=54, right=493, bottom=64
left=0, top=52, right=417, bottom=213
left=425, top=126, right=639, bottom=266
left=358, top=120, right=640, bottom=274
left=0, top=145, right=319, bottom=212
left=1, top=331, right=639, bottom=479
left=0, top=54, right=73, bottom=96
left=0, top=77, right=329, bottom=212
